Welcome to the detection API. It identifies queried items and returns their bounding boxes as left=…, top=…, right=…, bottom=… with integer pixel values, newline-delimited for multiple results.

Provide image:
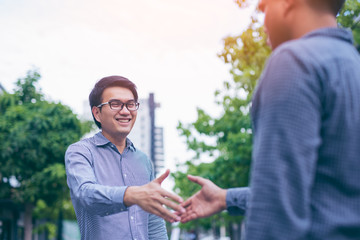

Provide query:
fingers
left=160, top=196, right=185, bottom=214
left=153, top=200, right=184, bottom=223
left=151, top=204, right=181, bottom=223
left=180, top=211, right=196, bottom=223
left=132, top=181, right=186, bottom=222
left=178, top=203, right=197, bottom=223
left=153, top=170, right=184, bottom=203
left=154, top=169, right=170, bottom=185
left=181, top=196, right=193, bottom=208
left=160, top=188, right=183, bottom=204
left=152, top=170, right=185, bottom=205
left=142, top=193, right=184, bottom=222
left=187, top=175, right=207, bottom=187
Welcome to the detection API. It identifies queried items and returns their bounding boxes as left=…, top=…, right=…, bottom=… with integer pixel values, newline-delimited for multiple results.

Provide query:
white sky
left=0, top=0, right=259, bottom=181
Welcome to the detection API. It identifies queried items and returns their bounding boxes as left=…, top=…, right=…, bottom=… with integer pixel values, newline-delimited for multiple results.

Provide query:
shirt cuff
left=226, top=187, right=250, bottom=216
left=117, top=186, right=129, bottom=210
left=105, top=186, right=129, bottom=216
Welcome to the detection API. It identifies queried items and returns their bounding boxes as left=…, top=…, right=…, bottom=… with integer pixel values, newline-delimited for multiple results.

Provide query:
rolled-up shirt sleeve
left=226, top=187, right=250, bottom=216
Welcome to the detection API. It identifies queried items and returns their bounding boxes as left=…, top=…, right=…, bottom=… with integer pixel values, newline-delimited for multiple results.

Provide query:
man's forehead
left=102, top=86, right=135, bottom=100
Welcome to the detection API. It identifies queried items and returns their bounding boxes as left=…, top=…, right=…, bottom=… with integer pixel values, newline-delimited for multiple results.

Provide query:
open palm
left=180, top=175, right=227, bottom=223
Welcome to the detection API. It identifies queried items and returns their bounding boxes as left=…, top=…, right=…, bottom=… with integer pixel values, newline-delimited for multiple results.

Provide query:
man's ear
left=92, top=106, right=101, bottom=123
left=283, top=0, right=296, bottom=17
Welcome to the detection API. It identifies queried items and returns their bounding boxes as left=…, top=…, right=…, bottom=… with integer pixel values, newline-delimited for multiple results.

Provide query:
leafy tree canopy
left=173, top=12, right=271, bottom=231
left=338, top=0, right=360, bottom=51
left=0, top=69, right=92, bottom=237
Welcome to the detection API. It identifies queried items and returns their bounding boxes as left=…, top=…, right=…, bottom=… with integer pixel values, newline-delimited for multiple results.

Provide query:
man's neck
left=101, top=131, right=127, bottom=153
left=290, top=9, right=338, bottom=40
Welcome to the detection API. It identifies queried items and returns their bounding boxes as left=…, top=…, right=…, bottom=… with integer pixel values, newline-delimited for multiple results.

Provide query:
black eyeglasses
left=97, top=100, right=140, bottom=111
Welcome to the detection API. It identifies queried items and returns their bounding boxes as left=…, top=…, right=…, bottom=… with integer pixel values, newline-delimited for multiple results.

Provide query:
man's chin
left=116, top=127, right=133, bottom=137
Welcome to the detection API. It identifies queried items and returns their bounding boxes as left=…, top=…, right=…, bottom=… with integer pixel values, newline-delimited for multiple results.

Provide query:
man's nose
left=118, top=106, right=129, bottom=113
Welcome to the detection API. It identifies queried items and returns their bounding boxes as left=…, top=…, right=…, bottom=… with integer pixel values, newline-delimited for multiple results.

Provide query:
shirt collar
left=303, top=27, right=354, bottom=45
left=93, top=131, right=137, bottom=152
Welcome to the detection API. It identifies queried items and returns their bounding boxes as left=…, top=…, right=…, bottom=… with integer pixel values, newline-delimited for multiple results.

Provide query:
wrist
left=124, top=186, right=139, bottom=207
left=219, top=188, right=228, bottom=211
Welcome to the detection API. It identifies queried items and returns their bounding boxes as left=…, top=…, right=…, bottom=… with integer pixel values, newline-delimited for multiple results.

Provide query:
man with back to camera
left=179, top=0, right=360, bottom=239
left=65, top=76, right=185, bottom=240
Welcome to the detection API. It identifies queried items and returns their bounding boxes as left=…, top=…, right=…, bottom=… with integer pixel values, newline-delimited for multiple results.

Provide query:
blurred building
left=0, top=83, right=5, bottom=93
left=83, top=93, right=165, bottom=177
left=128, top=93, right=165, bottom=177
left=0, top=200, right=23, bottom=240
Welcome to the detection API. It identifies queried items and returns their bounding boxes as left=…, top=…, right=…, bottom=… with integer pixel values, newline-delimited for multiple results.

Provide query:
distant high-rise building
left=128, top=93, right=165, bottom=177
left=0, top=83, right=5, bottom=93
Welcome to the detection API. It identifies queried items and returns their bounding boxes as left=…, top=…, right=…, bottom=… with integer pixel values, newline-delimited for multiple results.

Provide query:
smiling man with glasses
left=65, top=76, right=184, bottom=240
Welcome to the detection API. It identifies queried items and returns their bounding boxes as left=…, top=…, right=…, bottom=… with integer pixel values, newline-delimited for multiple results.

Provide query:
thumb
left=187, top=175, right=208, bottom=187
left=154, top=169, right=170, bottom=185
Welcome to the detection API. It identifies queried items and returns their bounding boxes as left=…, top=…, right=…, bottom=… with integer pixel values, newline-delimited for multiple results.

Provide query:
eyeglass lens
left=109, top=100, right=138, bottom=111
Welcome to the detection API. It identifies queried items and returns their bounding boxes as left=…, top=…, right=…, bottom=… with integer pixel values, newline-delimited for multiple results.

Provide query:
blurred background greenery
left=0, top=0, right=358, bottom=239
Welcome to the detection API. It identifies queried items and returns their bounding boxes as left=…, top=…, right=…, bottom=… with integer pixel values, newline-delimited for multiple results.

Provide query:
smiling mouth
left=116, top=118, right=131, bottom=123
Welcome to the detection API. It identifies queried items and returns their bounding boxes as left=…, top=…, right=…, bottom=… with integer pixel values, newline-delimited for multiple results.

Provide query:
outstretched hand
left=180, top=175, right=227, bottom=223
left=124, top=169, right=185, bottom=223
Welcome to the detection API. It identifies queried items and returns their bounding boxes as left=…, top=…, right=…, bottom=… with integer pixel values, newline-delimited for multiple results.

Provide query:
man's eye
left=111, top=101, right=122, bottom=107
left=127, top=103, right=135, bottom=107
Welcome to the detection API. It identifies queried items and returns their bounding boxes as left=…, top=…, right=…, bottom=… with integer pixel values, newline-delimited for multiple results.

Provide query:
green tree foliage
left=337, top=0, right=360, bottom=51
left=0, top=70, right=92, bottom=239
left=172, top=12, right=271, bottom=235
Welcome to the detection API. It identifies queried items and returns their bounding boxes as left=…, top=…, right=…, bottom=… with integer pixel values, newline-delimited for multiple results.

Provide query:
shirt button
left=130, top=216, right=134, bottom=220
left=124, top=174, right=127, bottom=177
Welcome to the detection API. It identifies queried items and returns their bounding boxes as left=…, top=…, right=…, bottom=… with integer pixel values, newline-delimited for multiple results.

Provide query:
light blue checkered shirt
left=226, top=27, right=360, bottom=239
left=65, top=132, right=167, bottom=240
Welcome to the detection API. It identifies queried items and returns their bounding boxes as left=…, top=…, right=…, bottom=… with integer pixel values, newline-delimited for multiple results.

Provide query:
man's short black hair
left=329, top=0, right=346, bottom=15
left=308, top=0, right=346, bottom=16
left=89, top=75, right=138, bottom=129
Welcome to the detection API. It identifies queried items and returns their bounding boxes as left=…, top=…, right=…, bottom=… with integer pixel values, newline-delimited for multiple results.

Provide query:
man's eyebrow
left=109, top=99, right=136, bottom=102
